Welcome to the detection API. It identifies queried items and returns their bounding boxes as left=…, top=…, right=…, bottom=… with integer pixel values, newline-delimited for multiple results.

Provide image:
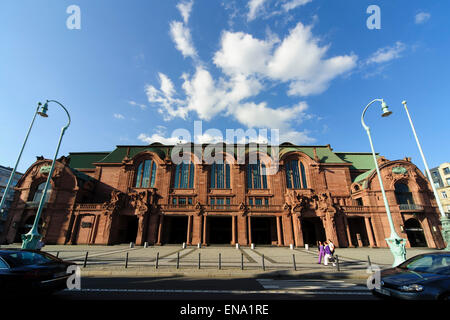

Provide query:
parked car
left=372, top=252, right=450, bottom=300
left=0, top=249, right=76, bottom=295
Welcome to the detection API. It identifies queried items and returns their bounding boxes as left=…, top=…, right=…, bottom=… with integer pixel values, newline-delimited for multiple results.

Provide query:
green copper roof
left=354, top=168, right=375, bottom=184
left=279, top=146, right=348, bottom=164
left=68, top=152, right=111, bottom=169
left=335, top=152, right=379, bottom=170
left=97, top=146, right=167, bottom=164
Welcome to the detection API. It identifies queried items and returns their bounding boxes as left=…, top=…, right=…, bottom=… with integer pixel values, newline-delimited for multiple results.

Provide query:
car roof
left=0, top=249, right=43, bottom=254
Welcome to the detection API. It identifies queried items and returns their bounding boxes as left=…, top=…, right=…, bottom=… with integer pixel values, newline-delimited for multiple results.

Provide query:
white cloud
left=366, top=42, right=406, bottom=64
left=138, top=133, right=187, bottom=145
left=282, top=0, right=312, bottom=12
left=128, top=100, right=147, bottom=110
left=214, top=22, right=357, bottom=96
left=113, top=113, right=125, bottom=119
left=169, top=21, right=197, bottom=59
left=247, top=0, right=267, bottom=21
left=415, top=12, right=431, bottom=24
left=177, top=0, right=194, bottom=24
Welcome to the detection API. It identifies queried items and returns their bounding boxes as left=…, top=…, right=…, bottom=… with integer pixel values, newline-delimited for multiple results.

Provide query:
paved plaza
left=1, top=243, right=441, bottom=279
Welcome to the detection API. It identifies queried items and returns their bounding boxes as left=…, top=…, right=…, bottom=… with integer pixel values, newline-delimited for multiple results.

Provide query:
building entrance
left=163, top=216, right=188, bottom=244
left=301, top=217, right=326, bottom=246
left=348, top=217, right=370, bottom=247
left=404, top=218, right=427, bottom=247
left=117, top=215, right=139, bottom=244
left=251, top=217, right=277, bottom=245
left=207, top=216, right=232, bottom=244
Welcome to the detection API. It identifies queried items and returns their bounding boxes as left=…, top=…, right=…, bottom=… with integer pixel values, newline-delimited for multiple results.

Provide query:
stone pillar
left=247, top=216, right=252, bottom=245
left=276, top=216, right=283, bottom=246
left=147, top=213, right=159, bottom=245
left=282, top=215, right=294, bottom=246
left=237, top=215, right=248, bottom=245
left=136, top=214, right=148, bottom=246
left=186, top=215, right=192, bottom=245
left=156, top=214, right=164, bottom=245
left=69, top=214, right=81, bottom=244
left=292, top=214, right=304, bottom=247
left=365, top=217, right=376, bottom=247
left=202, top=215, right=207, bottom=246
left=231, top=215, right=236, bottom=245
left=89, top=215, right=100, bottom=244
left=344, top=215, right=353, bottom=247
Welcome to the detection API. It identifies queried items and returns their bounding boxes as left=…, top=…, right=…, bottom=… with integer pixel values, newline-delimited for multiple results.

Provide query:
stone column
left=364, top=217, right=376, bottom=247
left=231, top=215, right=236, bottom=245
left=292, top=214, right=304, bottom=247
left=186, top=215, right=192, bottom=245
left=237, top=215, right=248, bottom=245
left=135, top=213, right=148, bottom=246
left=247, top=216, right=252, bottom=245
left=282, top=215, right=294, bottom=246
left=156, top=214, right=164, bottom=245
left=276, top=216, right=283, bottom=246
left=344, top=215, right=353, bottom=247
left=69, top=214, right=81, bottom=244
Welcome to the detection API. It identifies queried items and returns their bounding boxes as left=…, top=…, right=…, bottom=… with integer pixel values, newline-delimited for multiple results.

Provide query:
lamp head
left=381, top=100, right=392, bottom=117
left=37, top=102, right=49, bottom=117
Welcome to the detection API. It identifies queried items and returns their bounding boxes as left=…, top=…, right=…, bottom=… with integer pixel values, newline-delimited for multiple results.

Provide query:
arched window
left=135, top=159, right=157, bottom=188
left=285, top=159, right=308, bottom=189
left=395, top=183, right=414, bottom=205
left=247, top=160, right=267, bottom=189
left=210, top=162, right=231, bottom=189
left=173, top=161, right=195, bottom=189
left=30, top=182, right=52, bottom=203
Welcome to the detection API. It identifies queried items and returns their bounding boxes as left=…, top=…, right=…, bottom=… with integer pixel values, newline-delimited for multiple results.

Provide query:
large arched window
left=210, top=162, right=231, bottom=189
left=247, top=160, right=267, bottom=189
left=173, top=161, right=195, bottom=189
left=135, top=159, right=157, bottom=188
left=30, top=182, right=52, bottom=203
left=395, top=183, right=414, bottom=205
left=285, top=159, right=308, bottom=189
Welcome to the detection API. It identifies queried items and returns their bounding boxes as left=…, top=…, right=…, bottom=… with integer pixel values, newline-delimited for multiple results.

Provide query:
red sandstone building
left=1, top=143, right=446, bottom=249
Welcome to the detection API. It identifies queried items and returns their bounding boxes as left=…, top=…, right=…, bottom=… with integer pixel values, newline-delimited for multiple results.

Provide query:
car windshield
left=0, top=251, right=58, bottom=267
left=399, top=254, right=450, bottom=275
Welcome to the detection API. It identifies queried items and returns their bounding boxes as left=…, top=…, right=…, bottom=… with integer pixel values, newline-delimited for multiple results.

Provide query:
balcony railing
left=75, top=203, right=103, bottom=211
left=341, top=206, right=371, bottom=213
left=399, top=204, right=424, bottom=211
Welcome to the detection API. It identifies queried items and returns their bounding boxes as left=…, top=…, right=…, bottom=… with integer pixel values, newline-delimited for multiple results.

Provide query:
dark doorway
left=164, top=216, right=188, bottom=244
left=348, top=217, right=370, bottom=247
left=301, top=218, right=326, bottom=246
left=251, top=217, right=277, bottom=245
left=117, top=215, right=139, bottom=244
left=404, top=218, right=427, bottom=247
left=208, top=216, right=232, bottom=244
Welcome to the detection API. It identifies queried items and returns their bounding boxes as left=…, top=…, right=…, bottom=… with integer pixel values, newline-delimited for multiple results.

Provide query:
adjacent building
left=1, top=143, right=446, bottom=249
left=0, top=165, right=23, bottom=235
left=430, top=163, right=450, bottom=215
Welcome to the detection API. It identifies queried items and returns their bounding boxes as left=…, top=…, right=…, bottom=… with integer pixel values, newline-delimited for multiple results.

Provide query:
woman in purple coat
left=318, top=241, right=325, bottom=264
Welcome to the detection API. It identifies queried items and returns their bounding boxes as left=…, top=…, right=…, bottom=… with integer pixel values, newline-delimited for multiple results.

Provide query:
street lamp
left=0, top=103, right=48, bottom=219
left=21, top=100, right=71, bottom=250
left=361, top=99, right=407, bottom=266
left=401, top=100, right=450, bottom=251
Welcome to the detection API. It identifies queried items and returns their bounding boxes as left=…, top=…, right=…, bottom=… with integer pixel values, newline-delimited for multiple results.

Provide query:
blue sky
left=0, top=0, right=449, bottom=173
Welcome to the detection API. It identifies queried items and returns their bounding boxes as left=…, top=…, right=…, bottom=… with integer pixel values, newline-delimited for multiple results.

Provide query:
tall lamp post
left=361, top=99, right=407, bottom=266
left=401, top=100, right=450, bottom=251
left=0, top=103, right=48, bottom=219
left=22, top=100, right=71, bottom=250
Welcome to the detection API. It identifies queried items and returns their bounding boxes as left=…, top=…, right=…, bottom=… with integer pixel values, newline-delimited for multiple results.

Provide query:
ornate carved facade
left=1, top=144, right=446, bottom=249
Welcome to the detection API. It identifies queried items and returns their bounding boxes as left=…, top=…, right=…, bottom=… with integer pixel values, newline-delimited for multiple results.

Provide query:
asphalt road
left=50, top=276, right=375, bottom=301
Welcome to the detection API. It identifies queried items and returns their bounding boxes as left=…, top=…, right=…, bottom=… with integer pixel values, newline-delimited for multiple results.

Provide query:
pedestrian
left=328, top=239, right=335, bottom=256
left=324, top=241, right=336, bottom=267
left=318, top=241, right=325, bottom=264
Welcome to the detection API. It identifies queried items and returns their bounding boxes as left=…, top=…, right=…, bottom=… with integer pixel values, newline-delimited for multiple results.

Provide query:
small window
left=442, top=191, right=448, bottom=199
left=443, top=167, right=450, bottom=175
left=355, top=198, right=364, bottom=206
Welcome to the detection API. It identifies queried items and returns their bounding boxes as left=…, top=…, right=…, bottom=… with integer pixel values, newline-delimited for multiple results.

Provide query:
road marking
left=256, top=279, right=367, bottom=291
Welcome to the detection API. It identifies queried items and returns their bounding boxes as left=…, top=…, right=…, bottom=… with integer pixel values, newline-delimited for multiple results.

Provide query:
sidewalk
left=1, top=243, right=441, bottom=280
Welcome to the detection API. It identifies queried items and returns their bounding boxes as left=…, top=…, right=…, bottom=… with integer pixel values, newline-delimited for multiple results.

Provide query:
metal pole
left=219, top=253, right=221, bottom=270
left=402, top=101, right=449, bottom=250
left=241, top=252, right=244, bottom=270
left=293, top=254, right=297, bottom=271
left=83, top=252, right=89, bottom=268
left=22, top=100, right=71, bottom=249
left=262, top=254, right=265, bottom=271
left=0, top=104, right=41, bottom=214
left=155, top=252, right=159, bottom=269
left=198, top=252, right=201, bottom=269
left=361, top=99, right=406, bottom=266
left=176, top=252, right=180, bottom=269
left=125, top=252, right=129, bottom=268
left=336, top=255, right=340, bottom=272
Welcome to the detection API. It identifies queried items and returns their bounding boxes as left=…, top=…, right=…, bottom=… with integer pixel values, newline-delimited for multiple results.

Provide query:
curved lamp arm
left=361, top=98, right=383, bottom=131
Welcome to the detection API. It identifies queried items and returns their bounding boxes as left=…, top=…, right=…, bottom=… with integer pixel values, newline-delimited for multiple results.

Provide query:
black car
left=0, top=249, right=76, bottom=295
left=372, top=252, right=450, bottom=300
